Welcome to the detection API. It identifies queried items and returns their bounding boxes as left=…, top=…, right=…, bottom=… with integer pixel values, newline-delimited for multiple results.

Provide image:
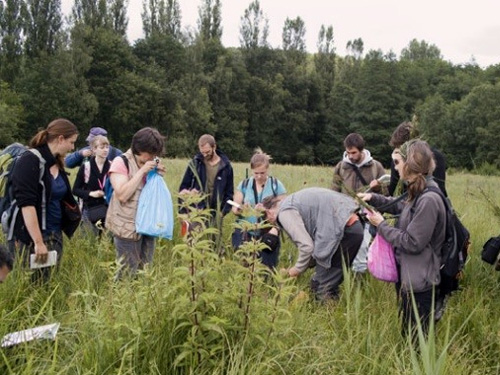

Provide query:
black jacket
left=11, top=144, right=81, bottom=243
left=179, top=150, right=234, bottom=215
left=72, top=156, right=110, bottom=209
left=389, top=147, right=448, bottom=197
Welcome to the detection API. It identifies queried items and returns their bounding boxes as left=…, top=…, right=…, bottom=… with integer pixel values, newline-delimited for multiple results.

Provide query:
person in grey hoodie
left=360, top=139, right=446, bottom=340
left=263, top=187, right=364, bottom=301
left=331, top=132, right=387, bottom=274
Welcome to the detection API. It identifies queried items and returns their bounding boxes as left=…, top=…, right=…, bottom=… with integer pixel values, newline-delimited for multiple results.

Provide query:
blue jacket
left=179, top=150, right=234, bottom=215
left=65, top=145, right=122, bottom=168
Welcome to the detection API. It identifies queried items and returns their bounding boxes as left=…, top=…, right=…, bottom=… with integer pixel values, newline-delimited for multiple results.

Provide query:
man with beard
left=179, top=135, right=234, bottom=246
left=332, top=133, right=386, bottom=194
left=331, top=133, right=386, bottom=274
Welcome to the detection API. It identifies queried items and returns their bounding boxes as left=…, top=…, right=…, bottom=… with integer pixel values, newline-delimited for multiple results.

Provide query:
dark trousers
left=8, top=231, right=63, bottom=283
left=231, top=228, right=280, bottom=269
left=398, top=285, right=434, bottom=341
left=311, top=221, right=364, bottom=300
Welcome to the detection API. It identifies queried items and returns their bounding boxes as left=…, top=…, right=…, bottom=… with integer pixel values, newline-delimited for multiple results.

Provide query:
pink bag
left=367, top=234, right=398, bottom=282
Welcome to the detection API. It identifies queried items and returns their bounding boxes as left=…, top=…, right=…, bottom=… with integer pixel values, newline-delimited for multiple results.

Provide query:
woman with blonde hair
left=359, top=139, right=447, bottom=339
left=9, top=118, right=81, bottom=280
left=231, top=148, right=286, bottom=269
left=73, top=135, right=111, bottom=233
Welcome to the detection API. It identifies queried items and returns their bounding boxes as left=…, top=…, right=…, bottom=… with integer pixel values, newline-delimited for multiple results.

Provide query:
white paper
left=227, top=200, right=241, bottom=209
left=1, top=323, right=60, bottom=348
left=30, top=250, right=57, bottom=269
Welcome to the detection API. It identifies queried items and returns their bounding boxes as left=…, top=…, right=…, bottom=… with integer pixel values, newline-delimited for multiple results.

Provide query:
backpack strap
left=349, top=164, right=368, bottom=186
left=241, top=177, right=250, bottom=196
left=121, top=154, right=129, bottom=173
left=270, top=176, right=278, bottom=197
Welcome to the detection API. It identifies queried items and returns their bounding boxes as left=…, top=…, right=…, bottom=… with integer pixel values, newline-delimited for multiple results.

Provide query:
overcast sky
left=62, top=0, right=500, bottom=68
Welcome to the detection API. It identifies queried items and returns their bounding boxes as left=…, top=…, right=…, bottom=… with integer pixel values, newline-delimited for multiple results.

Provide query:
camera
left=153, top=156, right=160, bottom=164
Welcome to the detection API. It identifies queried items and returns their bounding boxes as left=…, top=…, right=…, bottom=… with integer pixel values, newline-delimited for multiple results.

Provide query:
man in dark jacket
left=179, top=134, right=234, bottom=217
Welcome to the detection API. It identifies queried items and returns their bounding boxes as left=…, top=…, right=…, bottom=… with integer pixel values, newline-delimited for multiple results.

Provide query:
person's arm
left=21, top=206, right=48, bottom=263
left=179, top=161, right=196, bottom=193
left=221, top=165, right=234, bottom=215
left=72, top=164, right=90, bottom=200
left=279, top=209, right=314, bottom=276
left=432, top=149, right=448, bottom=197
left=388, top=161, right=399, bottom=196
left=331, top=162, right=342, bottom=192
left=112, top=159, right=158, bottom=203
left=231, top=189, right=244, bottom=215
left=65, top=147, right=91, bottom=168
left=377, top=194, right=443, bottom=254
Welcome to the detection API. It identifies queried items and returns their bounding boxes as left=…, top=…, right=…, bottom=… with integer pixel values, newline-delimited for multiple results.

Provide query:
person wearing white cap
left=65, top=127, right=122, bottom=168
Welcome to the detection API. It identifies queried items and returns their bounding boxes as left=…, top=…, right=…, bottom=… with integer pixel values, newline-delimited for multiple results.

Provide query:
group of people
left=2, top=118, right=451, bottom=342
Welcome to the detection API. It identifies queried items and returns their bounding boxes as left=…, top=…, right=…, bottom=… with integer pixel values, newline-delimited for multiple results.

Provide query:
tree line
left=1, top=0, right=500, bottom=169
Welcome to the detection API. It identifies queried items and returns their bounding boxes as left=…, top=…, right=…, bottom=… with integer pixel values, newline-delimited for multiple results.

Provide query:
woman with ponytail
left=358, top=140, right=447, bottom=340
left=9, top=118, right=80, bottom=280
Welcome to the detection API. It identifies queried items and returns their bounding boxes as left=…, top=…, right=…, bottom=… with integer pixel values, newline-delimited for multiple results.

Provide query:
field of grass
left=1, top=159, right=500, bottom=374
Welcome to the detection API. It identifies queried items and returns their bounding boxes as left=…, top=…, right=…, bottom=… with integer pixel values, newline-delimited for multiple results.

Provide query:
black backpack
left=412, top=186, right=471, bottom=294
left=0, top=144, right=46, bottom=239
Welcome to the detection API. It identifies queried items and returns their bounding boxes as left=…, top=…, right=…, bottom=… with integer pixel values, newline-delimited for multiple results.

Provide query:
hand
left=369, top=180, right=380, bottom=189
left=34, top=242, right=49, bottom=264
left=140, top=160, right=159, bottom=174
left=268, top=227, right=279, bottom=235
left=231, top=205, right=242, bottom=215
left=357, top=193, right=372, bottom=202
left=366, top=210, right=384, bottom=227
left=155, top=161, right=166, bottom=175
left=180, top=188, right=199, bottom=195
left=288, top=267, right=300, bottom=277
left=81, top=149, right=92, bottom=158
left=89, top=190, right=104, bottom=198
left=254, top=203, right=265, bottom=211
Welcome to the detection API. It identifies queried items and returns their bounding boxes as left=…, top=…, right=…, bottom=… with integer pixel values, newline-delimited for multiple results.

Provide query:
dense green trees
left=0, top=0, right=498, bottom=169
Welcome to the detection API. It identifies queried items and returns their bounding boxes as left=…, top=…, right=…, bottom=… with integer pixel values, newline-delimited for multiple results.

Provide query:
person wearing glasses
left=105, top=127, right=166, bottom=278
left=359, top=140, right=446, bottom=342
left=371, top=121, right=447, bottom=197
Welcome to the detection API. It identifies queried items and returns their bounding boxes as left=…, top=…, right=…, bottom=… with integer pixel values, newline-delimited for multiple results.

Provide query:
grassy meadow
left=1, top=158, right=500, bottom=374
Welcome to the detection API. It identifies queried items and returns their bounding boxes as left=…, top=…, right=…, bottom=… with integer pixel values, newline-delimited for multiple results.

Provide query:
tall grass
left=1, top=160, right=499, bottom=374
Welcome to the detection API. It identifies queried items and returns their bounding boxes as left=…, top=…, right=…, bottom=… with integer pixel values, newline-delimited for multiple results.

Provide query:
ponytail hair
left=250, top=147, right=272, bottom=169
left=29, top=118, right=78, bottom=169
left=401, top=140, right=435, bottom=201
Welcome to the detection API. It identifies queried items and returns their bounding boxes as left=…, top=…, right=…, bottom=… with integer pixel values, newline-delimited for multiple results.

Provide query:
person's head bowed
left=389, top=121, right=420, bottom=149
left=262, top=195, right=284, bottom=224
left=131, top=127, right=165, bottom=158
left=393, top=139, right=435, bottom=200
left=250, top=148, right=272, bottom=185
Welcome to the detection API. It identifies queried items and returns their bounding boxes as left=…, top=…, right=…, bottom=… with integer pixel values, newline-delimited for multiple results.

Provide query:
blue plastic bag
left=135, top=170, right=174, bottom=239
